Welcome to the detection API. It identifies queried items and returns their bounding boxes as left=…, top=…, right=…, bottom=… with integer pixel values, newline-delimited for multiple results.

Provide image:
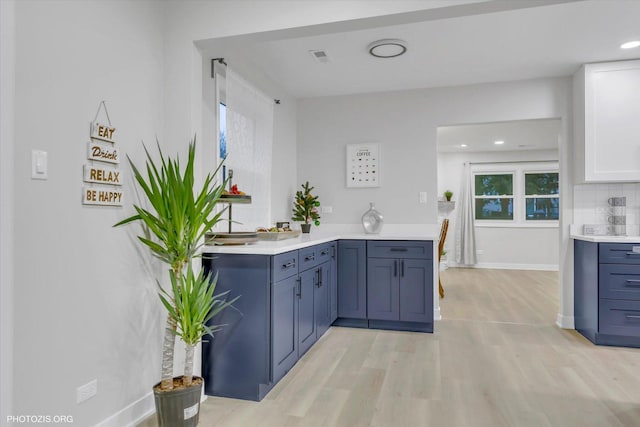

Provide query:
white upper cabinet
left=574, top=59, right=640, bottom=182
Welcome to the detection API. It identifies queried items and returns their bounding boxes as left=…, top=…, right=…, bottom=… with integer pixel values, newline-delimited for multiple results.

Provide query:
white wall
left=12, top=1, right=164, bottom=425
left=438, top=149, right=560, bottom=269
left=1, top=0, right=16, bottom=421
left=297, top=77, right=573, bottom=322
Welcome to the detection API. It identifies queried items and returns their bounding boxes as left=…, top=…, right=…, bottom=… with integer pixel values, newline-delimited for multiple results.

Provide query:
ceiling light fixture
left=460, top=144, right=468, bottom=148
left=620, top=40, right=640, bottom=49
left=368, top=39, right=408, bottom=58
left=494, top=140, right=505, bottom=145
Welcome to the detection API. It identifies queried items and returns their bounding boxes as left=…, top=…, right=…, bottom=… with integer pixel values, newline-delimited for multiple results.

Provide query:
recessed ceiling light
left=620, top=40, right=640, bottom=49
left=494, top=140, right=505, bottom=145
left=460, top=144, right=468, bottom=148
left=368, top=39, right=408, bottom=58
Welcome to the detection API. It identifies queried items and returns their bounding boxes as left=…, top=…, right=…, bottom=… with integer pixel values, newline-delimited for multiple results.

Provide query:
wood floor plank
left=138, top=268, right=640, bottom=427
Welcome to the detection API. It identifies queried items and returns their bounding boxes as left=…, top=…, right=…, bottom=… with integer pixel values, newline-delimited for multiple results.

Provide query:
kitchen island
left=572, top=232, right=640, bottom=348
left=201, top=226, right=438, bottom=401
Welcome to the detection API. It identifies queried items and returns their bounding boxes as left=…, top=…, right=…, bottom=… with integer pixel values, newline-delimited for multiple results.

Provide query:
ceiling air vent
left=309, top=50, right=330, bottom=64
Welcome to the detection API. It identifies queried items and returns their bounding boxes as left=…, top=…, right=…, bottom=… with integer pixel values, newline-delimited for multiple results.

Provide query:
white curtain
left=455, top=162, right=477, bottom=265
left=225, top=69, right=274, bottom=231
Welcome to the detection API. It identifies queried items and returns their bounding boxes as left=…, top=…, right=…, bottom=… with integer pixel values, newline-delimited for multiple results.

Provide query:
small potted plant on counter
left=292, top=181, right=321, bottom=233
left=114, top=139, right=238, bottom=426
left=444, top=190, right=453, bottom=201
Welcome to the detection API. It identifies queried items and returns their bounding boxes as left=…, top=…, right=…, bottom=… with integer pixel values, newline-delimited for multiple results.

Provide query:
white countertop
left=202, top=224, right=439, bottom=255
left=569, top=224, right=640, bottom=243
left=570, top=234, right=640, bottom=243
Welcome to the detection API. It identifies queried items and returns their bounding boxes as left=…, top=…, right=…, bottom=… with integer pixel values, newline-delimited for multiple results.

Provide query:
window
left=474, top=173, right=514, bottom=220
left=219, top=102, right=227, bottom=160
left=525, top=172, right=559, bottom=220
left=472, top=163, right=559, bottom=226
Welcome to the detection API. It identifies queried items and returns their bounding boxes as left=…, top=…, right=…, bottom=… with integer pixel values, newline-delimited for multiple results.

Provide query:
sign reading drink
left=82, top=186, right=124, bottom=206
left=87, top=141, right=119, bottom=164
left=83, top=164, right=122, bottom=186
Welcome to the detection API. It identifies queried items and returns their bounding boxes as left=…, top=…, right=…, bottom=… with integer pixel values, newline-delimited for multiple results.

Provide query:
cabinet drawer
left=316, top=243, right=334, bottom=265
left=272, top=250, right=298, bottom=282
left=599, top=299, right=640, bottom=337
left=299, top=246, right=321, bottom=271
left=599, top=264, right=640, bottom=300
left=599, top=243, right=640, bottom=265
left=367, top=241, right=432, bottom=259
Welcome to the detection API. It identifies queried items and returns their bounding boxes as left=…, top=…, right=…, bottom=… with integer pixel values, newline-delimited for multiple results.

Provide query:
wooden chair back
left=438, top=218, right=449, bottom=298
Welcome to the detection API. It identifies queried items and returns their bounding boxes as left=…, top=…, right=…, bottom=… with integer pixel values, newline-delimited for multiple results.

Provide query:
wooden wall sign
left=87, top=141, right=119, bottom=164
left=90, top=121, right=116, bottom=143
left=82, top=186, right=124, bottom=206
left=83, top=164, right=122, bottom=185
left=82, top=101, right=125, bottom=207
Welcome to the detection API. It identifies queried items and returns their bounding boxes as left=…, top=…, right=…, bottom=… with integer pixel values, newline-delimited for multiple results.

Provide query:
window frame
left=472, top=162, right=559, bottom=228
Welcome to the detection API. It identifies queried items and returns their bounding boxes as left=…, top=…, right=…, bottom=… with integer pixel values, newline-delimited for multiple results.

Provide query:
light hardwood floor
left=140, top=268, right=640, bottom=427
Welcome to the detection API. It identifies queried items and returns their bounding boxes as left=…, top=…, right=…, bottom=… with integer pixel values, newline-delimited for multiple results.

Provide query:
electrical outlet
left=321, top=206, right=333, bottom=214
left=419, top=192, right=427, bottom=204
left=77, top=379, right=97, bottom=403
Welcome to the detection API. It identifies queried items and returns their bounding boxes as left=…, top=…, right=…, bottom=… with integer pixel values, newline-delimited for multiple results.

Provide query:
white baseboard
left=95, top=391, right=155, bottom=427
left=96, top=389, right=209, bottom=427
left=556, top=313, right=575, bottom=329
left=448, top=262, right=559, bottom=271
left=433, top=306, right=441, bottom=321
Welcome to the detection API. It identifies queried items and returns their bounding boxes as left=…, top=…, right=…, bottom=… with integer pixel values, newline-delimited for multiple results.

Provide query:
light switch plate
left=31, top=150, right=48, bottom=180
left=419, top=192, right=427, bottom=204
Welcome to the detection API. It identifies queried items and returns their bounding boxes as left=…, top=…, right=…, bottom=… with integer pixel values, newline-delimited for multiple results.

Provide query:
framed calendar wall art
left=346, top=143, right=380, bottom=188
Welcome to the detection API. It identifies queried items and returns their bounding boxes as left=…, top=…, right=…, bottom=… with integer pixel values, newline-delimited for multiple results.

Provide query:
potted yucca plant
left=114, top=139, right=238, bottom=426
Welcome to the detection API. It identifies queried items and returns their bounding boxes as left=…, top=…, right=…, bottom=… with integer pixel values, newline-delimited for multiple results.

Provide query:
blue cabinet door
left=329, top=244, right=338, bottom=323
left=367, top=258, right=399, bottom=320
left=298, top=268, right=317, bottom=356
left=338, top=240, right=367, bottom=319
left=315, top=262, right=331, bottom=338
left=271, top=275, right=299, bottom=383
left=399, top=259, right=432, bottom=323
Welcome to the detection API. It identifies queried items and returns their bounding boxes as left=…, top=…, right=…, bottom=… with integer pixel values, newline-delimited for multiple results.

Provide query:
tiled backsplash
left=573, top=183, right=640, bottom=236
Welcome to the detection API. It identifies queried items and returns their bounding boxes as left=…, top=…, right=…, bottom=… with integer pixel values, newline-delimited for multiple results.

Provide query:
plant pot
left=153, top=377, right=202, bottom=427
left=301, top=223, right=311, bottom=233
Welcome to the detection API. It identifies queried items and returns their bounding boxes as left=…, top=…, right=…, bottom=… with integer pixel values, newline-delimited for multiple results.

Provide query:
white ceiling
left=437, top=118, right=561, bottom=153
left=202, top=0, right=640, bottom=99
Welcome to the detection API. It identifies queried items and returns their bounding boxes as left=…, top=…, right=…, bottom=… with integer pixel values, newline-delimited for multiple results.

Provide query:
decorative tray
left=219, top=194, right=252, bottom=204
left=205, top=231, right=258, bottom=245
left=257, top=230, right=301, bottom=241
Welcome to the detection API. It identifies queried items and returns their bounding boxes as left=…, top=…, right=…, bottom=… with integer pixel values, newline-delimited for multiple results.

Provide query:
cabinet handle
left=625, top=279, right=640, bottom=286
left=401, top=260, right=405, bottom=277
left=318, top=268, right=323, bottom=287
left=305, top=254, right=315, bottom=261
left=625, top=252, right=640, bottom=256
left=625, top=315, right=640, bottom=319
left=394, top=260, right=397, bottom=277
left=296, top=277, right=302, bottom=298
left=390, top=248, right=408, bottom=252
left=282, top=261, right=295, bottom=269
left=321, top=250, right=329, bottom=256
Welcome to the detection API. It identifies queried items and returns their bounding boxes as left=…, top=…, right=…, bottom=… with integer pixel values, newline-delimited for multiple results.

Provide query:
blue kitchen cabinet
left=329, top=243, right=338, bottom=323
left=337, top=240, right=367, bottom=319
left=315, top=260, right=332, bottom=338
left=298, top=267, right=317, bottom=356
left=574, top=240, right=640, bottom=348
left=201, top=253, right=272, bottom=401
left=271, top=273, right=299, bottom=383
left=367, top=241, right=433, bottom=326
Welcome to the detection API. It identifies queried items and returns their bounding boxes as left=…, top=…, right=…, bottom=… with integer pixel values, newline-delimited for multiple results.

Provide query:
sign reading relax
left=83, top=164, right=122, bottom=185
